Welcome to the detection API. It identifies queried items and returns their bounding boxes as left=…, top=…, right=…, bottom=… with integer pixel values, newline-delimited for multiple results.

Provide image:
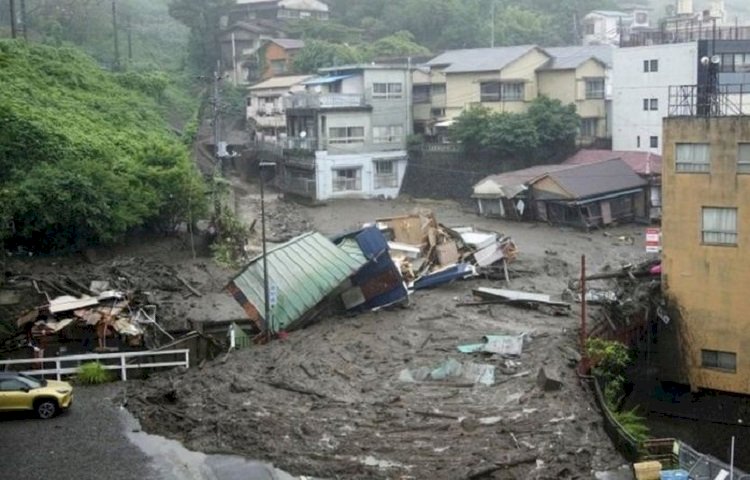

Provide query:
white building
left=279, top=65, right=412, bottom=202
left=246, top=74, right=312, bottom=137
left=612, top=42, right=698, bottom=154
left=582, top=9, right=650, bottom=47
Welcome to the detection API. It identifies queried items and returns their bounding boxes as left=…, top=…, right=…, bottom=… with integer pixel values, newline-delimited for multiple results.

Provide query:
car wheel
left=36, top=399, right=58, bottom=419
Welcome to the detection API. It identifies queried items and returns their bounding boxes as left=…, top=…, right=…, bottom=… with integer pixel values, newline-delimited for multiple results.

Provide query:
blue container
left=660, top=470, right=689, bottom=480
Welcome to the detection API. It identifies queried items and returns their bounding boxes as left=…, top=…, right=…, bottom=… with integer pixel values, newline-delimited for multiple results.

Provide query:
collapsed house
left=473, top=158, right=649, bottom=229
left=227, top=210, right=517, bottom=338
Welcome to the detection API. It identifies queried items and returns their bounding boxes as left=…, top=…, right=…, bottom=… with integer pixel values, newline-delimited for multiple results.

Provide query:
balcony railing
left=622, top=25, right=750, bottom=47
left=284, top=92, right=368, bottom=110
left=668, top=84, right=750, bottom=117
left=282, top=176, right=317, bottom=198
left=374, top=174, right=398, bottom=189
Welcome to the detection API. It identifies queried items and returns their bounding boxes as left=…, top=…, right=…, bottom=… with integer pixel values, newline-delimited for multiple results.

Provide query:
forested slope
left=0, top=41, right=205, bottom=251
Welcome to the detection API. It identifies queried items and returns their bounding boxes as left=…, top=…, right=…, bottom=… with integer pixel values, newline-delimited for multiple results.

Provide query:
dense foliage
left=0, top=40, right=206, bottom=251
left=450, top=97, right=580, bottom=162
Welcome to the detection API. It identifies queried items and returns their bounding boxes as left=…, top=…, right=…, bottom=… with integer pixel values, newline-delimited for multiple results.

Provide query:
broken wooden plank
left=176, top=275, right=202, bottom=297
left=473, top=287, right=570, bottom=308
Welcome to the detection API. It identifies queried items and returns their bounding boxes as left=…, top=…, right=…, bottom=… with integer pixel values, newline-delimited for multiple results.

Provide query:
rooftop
left=269, top=38, right=305, bottom=50
left=426, top=45, right=539, bottom=73
left=248, top=74, right=313, bottom=90
left=540, top=45, right=614, bottom=69
left=563, top=149, right=662, bottom=176
left=538, top=158, right=647, bottom=200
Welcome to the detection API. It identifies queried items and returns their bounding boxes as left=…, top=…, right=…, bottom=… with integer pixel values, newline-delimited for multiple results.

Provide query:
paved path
left=0, top=384, right=298, bottom=480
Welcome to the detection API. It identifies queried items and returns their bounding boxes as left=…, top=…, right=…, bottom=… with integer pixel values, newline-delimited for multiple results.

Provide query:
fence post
left=184, top=350, right=190, bottom=368
left=56, top=360, right=61, bottom=381
left=120, top=355, right=127, bottom=381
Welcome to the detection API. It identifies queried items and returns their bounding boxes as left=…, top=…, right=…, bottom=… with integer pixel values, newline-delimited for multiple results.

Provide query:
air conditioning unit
left=632, top=10, right=649, bottom=28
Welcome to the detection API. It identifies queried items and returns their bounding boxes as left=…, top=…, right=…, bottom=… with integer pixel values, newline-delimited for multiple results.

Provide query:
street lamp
left=258, top=161, right=275, bottom=337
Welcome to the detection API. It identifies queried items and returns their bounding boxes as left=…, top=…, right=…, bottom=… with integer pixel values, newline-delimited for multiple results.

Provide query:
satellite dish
left=711, top=55, right=721, bottom=65
left=700, top=56, right=710, bottom=66
left=300, top=131, right=307, bottom=138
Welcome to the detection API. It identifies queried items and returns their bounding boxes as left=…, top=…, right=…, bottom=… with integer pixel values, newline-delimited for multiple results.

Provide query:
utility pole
left=127, top=13, right=133, bottom=64
left=490, top=0, right=495, bottom=48
left=9, top=0, right=17, bottom=39
left=112, top=0, right=120, bottom=71
left=19, top=0, right=26, bottom=41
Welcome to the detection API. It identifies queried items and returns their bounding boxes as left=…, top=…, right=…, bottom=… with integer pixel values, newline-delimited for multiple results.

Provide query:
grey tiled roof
left=426, top=45, right=540, bottom=73
left=540, top=45, right=614, bottom=70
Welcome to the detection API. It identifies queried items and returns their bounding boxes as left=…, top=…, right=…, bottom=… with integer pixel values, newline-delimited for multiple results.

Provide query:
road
left=0, top=384, right=298, bottom=480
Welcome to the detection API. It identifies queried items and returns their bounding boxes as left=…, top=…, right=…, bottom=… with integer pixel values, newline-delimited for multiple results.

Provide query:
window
left=501, top=82, right=524, bottom=101
left=702, top=207, right=737, bottom=245
left=580, top=118, right=598, bottom=138
left=637, top=136, right=641, bottom=148
left=643, top=99, right=649, bottom=111
left=738, top=144, right=750, bottom=174
left=373, top=125, right=404, bottom=144
left=270, top=59, right=287, bottom=75
left=649, top=136, right=658, bottom=149
left=480, top=82, right=524, bottom=102
left=374, top=159, right=398, bottom=188
left=431, top=84, right=446, bottom=95
left=643, top=98, right=658, bottom=111
left=676, top=143, right=710, bottom=172
left=719, top=53, right=750, bottom=73
left=585, top=78, right=605, bottom=99
left=643, top=59, right=659, bottom=72
left=372, top=82, right=403, bottom=99
left=480, top=81, right=501, bottom=102
left=328, top=126, right=365, bottom=144
left=584, top=22, right=595, bottom=35
left=0, top=379, right=26, bottom=391
left=412, top=85, right=430, bottom=103
left=332, top=168, right=361, bottom=191
left=701, top=349, right=737, bottom=372
left=431, top=107, right=446, bottom=117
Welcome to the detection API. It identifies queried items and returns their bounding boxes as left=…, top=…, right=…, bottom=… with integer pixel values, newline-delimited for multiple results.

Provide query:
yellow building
left=415, top=45, right=613, bottom=144
left=661, top=115, right=750, bottom=394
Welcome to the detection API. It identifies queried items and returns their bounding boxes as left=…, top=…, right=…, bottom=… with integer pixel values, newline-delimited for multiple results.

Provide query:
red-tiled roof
left=563, top=149, right=662, bottom=176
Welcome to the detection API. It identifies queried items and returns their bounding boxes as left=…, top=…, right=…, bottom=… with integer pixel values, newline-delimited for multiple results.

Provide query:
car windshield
left=16, top=373, right=45, bottom=389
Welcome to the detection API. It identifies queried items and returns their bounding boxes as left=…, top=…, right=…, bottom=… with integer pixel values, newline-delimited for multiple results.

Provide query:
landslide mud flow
left=126, top=195, right=646, bottom=479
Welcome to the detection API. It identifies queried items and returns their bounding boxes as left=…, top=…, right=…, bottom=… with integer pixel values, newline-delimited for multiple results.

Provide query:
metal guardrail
left=669, top=84, right=750, bottom=117
left=284, top=92, right=368, bottom=109
left=0, top=349, right=190, bottom=381
left=623, top=25, right=750, bottom=47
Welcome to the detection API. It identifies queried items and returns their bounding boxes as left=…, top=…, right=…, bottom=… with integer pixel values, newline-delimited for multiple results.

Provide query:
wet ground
left=0, top=384, right=301, bottom=480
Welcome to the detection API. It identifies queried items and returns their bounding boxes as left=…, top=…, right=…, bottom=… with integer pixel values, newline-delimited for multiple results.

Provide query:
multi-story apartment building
left=277, top=65, right=412, bottom=202
left=612, top=39, right=750, bottom=154
left=414, top=45, right=613, bottom=145
left=659, top=87, right=750, bottom=395
left=246, top=74, right=312, bottom=138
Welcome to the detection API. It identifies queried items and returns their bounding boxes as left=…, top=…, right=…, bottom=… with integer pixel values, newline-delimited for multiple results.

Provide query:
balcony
left=668, top=84, right=750, bottom=117
left=622, top=25, right=750, bottom=48
left=284, top=92, right=369, bottom=110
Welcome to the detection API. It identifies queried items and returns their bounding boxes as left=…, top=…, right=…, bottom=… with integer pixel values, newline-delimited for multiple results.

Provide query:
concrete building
left=612, top=39, right=750, bottom=154
left=581, top=9, right=651, bottom=47
left=660, top=107, right=750, bottom=394
left=278, top=65, right=411, bottom=202
left=222, top=0, right=329, bottom=26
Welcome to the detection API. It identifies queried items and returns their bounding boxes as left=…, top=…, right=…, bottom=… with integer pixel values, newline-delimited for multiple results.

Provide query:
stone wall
left=400, top=148, right=526, bottom=204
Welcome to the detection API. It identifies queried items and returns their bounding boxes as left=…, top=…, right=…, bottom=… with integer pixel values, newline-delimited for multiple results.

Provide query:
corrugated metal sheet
left=228, top=232, right=366, bottom=333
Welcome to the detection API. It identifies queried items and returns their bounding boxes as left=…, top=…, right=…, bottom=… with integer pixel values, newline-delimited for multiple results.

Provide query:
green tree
left=449, top=106, right=492, bottom=153
left=527, top=96, right=580, bottom=162
left=292, top=40, right=365, bottom=74
left=481, top=112, right=539, bottom=157
left=493, top=6, right=561, bottom=46
left=167, top=0, right=232, bottom=71
left=365, top=31, right=430, bottom=59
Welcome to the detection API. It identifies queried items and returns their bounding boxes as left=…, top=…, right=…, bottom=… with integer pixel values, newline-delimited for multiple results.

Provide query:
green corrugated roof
left=230, top=232, right=366, bottom=333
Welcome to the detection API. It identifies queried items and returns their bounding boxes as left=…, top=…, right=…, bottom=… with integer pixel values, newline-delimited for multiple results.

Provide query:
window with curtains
left=738, top=143, right=750, bottom=174
left=676, top=143, right=710, bottom=173
left=702, top=207, right=737, bottom=245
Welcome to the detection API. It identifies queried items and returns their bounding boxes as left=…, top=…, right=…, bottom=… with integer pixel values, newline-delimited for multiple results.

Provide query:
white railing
left=0, top=349, right=189, bottom=381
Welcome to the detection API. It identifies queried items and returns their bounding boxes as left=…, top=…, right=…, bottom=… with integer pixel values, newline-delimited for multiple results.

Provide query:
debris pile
left=565, top=258, right=662, bottom=340
left=227, top=209, right=518, bottom=338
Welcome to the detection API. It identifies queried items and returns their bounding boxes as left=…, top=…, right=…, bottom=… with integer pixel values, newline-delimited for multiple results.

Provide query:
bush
left=76, top=361, right=113, bottom=385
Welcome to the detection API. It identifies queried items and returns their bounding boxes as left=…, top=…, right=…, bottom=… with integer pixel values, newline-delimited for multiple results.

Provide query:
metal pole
left=581, top=255, right=587, bottom=351
left=112, top=0, right=120, bottom=70
left=259, top=165, right=270, bottom=336
left=9, top=0, right=17, bottom=39
left=730, top=435, right=735, bottom=480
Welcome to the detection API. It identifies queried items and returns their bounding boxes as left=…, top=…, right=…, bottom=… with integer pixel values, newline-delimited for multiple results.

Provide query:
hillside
left=0, top=40, right=205, bottom=252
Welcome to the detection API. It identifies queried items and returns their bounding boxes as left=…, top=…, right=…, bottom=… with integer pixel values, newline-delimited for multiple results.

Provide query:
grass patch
left=76, top=361, right=113, bottom=385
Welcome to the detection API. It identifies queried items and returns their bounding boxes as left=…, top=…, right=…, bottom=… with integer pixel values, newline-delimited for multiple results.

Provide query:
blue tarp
left=302, top=74, right=354, bottom=85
